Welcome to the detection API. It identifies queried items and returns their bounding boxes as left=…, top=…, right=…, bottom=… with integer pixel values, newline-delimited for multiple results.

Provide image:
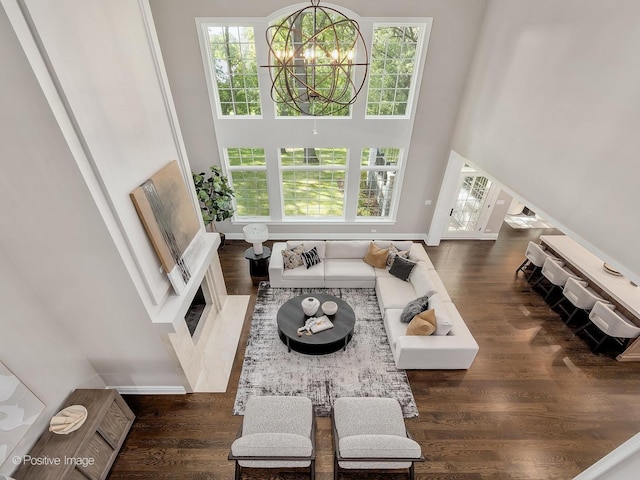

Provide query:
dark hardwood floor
left=108, top=225, right=640, bottom=479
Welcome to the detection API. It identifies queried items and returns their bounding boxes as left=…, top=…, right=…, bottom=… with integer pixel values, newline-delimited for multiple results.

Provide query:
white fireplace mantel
left=151, top=231, right=220, bottom=334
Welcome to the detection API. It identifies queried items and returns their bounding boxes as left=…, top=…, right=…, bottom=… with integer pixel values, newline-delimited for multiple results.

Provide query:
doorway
left=446, top=168, right=495, bottom=238
left=428, top=150, right=505, bottom=245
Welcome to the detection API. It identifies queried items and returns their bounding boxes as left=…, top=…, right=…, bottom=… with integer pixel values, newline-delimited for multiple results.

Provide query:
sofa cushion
left=282, top=262, right=324, bottom=282
left=389, top=256, right=417, bottom=281
left=406, top=309, right=436, bottom=336
left=374, top=266, right=392, bottom=278
left=325, top=240, right=370, bottom=259
left=334, top=397, right=407, bottom=438
left=374, top=240, right=413, bottom=252
left=287, top=240, right=325, bottom=259
left=375, top=276, right=417, bottom=311
left=325, top=259, right=375, bottom=282
left=339, top=434, right=421, bottom=460
left=363, top=242, right=389, bottom=269
left=282, top=245, right=304, bottom=270
left=400, top=295, right=430, bottom=323
left=301, top=246, right=322, bottom=269
left=383, top=309, right=406, bottom=349
left=409, top=262, right=438, bottom=298
left=428, top=293, right=453, bottom=335
left=232, top=432, right=312, bottom=458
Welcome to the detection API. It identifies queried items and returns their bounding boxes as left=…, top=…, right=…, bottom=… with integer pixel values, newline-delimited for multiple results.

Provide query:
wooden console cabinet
left=13, top=389, right=134, bottom=480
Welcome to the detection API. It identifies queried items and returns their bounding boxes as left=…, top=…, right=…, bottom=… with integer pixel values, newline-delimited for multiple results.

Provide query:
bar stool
left=516, top=241, right=558, bottom=282
left=551, top=277, right=606, bottom=325
left=532, top=257, right=581, bottom=301
left=575, top=301, right=640, bottom=353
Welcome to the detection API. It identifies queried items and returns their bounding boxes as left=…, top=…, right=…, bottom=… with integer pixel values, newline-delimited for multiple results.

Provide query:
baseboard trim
left=225, top=232, right=430, bottom=242
left=111, top=386, right=187, bottom=395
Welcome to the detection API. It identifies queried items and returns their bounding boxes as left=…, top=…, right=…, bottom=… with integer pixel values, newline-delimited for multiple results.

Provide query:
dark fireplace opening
left=185, top=286, right=206, bottom=337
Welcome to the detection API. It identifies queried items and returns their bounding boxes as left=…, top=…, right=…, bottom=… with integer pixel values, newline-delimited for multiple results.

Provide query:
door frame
left=427, top=150, right=501, bottom=245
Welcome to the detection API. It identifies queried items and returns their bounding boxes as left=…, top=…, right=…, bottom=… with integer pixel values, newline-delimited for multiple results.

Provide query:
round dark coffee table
left=277, top=293, right=356, bottom=355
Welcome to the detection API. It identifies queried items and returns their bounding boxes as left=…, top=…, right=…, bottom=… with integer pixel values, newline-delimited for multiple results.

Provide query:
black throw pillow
left=389, top=255, right=417, bottom=281
left=301, top=246, right=321, bottom=269
left=400, top=295, right=430, bottom=324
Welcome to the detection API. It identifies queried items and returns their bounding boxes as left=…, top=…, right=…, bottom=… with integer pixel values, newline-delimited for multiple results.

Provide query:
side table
left=244, top=246, right=271, bottom=285
left=12, top=389, right=134, bottom=480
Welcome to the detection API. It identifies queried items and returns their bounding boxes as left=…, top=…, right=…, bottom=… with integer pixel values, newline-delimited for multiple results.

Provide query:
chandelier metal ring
left=263, top=1, right=369, bottom=116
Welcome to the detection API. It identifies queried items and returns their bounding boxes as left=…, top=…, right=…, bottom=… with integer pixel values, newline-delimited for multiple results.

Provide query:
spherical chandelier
left=264, top=0, right=369, bottom=116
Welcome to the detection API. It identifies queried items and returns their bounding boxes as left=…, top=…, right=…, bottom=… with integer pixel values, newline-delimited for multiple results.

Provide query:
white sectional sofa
left=269, top=240, right=479, bottom=370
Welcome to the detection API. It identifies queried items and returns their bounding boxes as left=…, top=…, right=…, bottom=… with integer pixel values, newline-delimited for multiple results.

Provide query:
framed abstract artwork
left=0, top=361, right=45, bottom=467
left=131, top=161, right=201, bottom=294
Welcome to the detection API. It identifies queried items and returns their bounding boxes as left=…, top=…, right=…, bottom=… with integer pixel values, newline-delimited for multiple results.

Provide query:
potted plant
left=192, top=166, right=235, bottom=247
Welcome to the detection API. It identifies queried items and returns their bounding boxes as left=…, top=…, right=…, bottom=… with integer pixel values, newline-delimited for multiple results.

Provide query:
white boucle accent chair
left=229, top=396, right=316, bottom=479
left=331, top=397, right=423, bottom=479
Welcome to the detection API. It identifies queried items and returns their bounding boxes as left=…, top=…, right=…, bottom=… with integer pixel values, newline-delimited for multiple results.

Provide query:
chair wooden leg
left=234, top=461, right=241, bottom=480
left=409, top=462, right=415, bottom=480
left=310, top=459, right=315, bottom=480
left=334, top=454, right=339, bottom=480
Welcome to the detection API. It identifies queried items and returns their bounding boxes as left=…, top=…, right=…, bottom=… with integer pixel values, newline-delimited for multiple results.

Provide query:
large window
left=358, top=148, right=401, bottom=218
left=206, top=26, right=261, bottom=116
left=226, top=148, right=270, bottom=217
left=366, top=25, right=422, bottom=117
left=197, top=15, right=431, bottom=223
left=281, top=148, right=347, bottom=217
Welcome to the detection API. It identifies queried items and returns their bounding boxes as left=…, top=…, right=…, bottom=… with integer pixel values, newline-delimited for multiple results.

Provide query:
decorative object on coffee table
left=279, top=294, right=354, bottom=354
left=301, top=296, right=321, bottom=316
left=322, top=300, right=338, bottom=315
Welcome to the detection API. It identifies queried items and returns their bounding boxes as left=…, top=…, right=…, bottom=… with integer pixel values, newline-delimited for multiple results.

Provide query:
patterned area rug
left=233, top=284, right=418, bottom=418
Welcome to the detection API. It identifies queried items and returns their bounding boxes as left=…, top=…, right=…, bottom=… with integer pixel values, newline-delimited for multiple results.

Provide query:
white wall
left=452, top=0, right=640, bottom=281
left=0, top=249, right=104, bottom=475
left=148, top=0, right=488, bottom=238
left=1, top=0, right=187, bottom=394
left=19, top=0, right=202, bottom=309
left=0, top=8, right=105, bottom=472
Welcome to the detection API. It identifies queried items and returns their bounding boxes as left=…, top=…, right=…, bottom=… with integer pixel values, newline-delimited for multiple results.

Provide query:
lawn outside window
left=280, top=147, right=347, bottom=218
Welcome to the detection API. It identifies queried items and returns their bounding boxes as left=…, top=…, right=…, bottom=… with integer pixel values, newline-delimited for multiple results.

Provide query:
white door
left=445, top=170, right=494, bottom=238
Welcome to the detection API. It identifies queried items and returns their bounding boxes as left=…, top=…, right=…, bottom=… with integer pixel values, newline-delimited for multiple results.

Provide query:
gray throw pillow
left=400, top=295, right=430, bottom=324
left=389, top=255, right=417, bottom=281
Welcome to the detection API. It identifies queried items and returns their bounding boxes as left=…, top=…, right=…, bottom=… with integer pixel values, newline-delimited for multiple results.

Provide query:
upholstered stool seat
left=229, top=396, right=316, bottom=479
left=516, top=241, right=558, bottom=282
left=552, top=277, right=605, bottom=325
left=332, top=397, right=423, bottom=479
left=575, top=301, right=640, bottom=353
left=533, top=257, right=580, bottom=301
